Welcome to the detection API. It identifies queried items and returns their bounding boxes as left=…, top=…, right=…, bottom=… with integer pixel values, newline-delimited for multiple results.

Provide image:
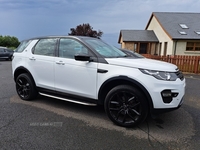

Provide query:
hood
left=105, top=58, right=178, bottom=72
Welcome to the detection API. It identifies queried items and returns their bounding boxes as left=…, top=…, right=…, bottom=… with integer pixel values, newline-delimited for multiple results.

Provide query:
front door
left=139, top=43, right=148, bottom=54
left=54, top=38, right=97, bottom=99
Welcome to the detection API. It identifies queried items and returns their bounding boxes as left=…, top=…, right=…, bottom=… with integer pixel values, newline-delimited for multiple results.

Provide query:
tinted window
left=59, top=38, right=88, bottom=59
left=33, top=39, right=57, bottom=56
left=15, top=40, right=32, bottom=52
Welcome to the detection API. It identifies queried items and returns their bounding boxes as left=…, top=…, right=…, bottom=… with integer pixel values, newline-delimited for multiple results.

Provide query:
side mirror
left=74, top=54, right=91, bottom=61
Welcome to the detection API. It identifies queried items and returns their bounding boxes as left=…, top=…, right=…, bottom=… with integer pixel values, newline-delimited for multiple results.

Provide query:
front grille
left=176, top=70, right=184, bottom=81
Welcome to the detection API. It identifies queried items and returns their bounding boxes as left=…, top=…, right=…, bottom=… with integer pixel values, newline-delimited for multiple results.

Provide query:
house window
left=164, top=42, right=168, bottom=56
left=134, top=43, right=137, bottom=52
left=179, top=24, right=189, bottom=29
left=186, top=42, right=200, bottom=51
left=159, top=43, right=162, bottom=55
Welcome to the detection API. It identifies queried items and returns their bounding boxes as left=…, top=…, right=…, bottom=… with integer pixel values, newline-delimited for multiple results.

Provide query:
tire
left=104, top=85, right=148, bottom=127
left=16, top=73, right=38, bottom=100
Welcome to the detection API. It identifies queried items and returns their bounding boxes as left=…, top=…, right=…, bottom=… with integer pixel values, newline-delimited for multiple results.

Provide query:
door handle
left=97, top=69, right=108, bottom=73
left=56, top=61, right=65, bottom=65
left=29, top=57, right=36, bottom=60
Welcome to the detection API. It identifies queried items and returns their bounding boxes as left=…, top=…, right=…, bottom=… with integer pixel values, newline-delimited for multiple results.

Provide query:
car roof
left=22, top=36, right=98, bottom=41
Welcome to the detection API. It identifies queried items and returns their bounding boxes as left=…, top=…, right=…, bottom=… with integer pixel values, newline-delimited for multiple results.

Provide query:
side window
left=15, top=40, right=32, bottom=52
left=33, top=39, right=57, bottom=56
left=0, top=49, right=3, bottom=52
left=59, top=38, right=88, bottom=59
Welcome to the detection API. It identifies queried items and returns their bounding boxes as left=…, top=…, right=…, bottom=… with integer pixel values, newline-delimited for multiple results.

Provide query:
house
left=118, top=30, right=159, bottom=55
left=118, top=12, right=200, bottom=56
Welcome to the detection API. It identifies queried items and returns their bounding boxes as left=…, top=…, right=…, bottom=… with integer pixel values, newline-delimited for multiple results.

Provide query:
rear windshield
left=15, top=40, right=32, bottom=52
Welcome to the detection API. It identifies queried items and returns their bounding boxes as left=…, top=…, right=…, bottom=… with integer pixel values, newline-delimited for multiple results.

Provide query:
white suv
left=12, top=36, right=185, bottom=127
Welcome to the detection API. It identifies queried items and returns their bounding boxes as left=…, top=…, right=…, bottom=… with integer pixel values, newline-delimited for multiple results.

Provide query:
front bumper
left=139, top=74, right=186, bottom=109
left=151, top=96, right=184, bottom=115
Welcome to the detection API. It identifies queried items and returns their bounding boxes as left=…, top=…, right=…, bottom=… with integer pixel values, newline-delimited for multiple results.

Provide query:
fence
left=142, top=54, right=200, bottom=74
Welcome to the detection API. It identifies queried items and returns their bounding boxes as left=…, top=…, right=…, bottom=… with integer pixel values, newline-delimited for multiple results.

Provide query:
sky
left=0, top=0, right=200, bottom=47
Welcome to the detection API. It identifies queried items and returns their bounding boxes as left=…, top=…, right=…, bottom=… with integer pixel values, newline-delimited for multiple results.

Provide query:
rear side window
left=33, top=39, right=57, bottom=56
left=15, top=40, right=32, bottom=52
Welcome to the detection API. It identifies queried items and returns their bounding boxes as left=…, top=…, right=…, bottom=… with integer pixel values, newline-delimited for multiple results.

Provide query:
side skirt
left=39, top=92, right=97, bottom=106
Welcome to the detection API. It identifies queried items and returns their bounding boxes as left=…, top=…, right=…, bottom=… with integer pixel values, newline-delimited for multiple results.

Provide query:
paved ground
left=0, top=60, right=200, bottom=150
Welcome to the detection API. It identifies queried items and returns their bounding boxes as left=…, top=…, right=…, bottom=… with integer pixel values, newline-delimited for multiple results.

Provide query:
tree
left=68, top=23, right=103, bottom=39
left=0, top=35, right=20, bottom=48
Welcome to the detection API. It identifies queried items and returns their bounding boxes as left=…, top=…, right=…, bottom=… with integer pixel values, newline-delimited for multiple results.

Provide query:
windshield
left=84, top=38, right=126, bottom=58
left=120, top=49, right=144, bottom=58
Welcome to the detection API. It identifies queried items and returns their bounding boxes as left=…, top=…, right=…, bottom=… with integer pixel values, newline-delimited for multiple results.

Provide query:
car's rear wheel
left=104, top=85, right=148, bottom=127
left=16, top=73, right=38, bottom=100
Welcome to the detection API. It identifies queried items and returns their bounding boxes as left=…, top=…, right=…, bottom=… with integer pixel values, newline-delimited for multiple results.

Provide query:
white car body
left=12, top=36, right=186, bottom=127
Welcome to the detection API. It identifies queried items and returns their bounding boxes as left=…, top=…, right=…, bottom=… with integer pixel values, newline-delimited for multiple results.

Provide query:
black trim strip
left=39, top=93, right=97, bottom=106
left=37, top=87, right=98, bottom=105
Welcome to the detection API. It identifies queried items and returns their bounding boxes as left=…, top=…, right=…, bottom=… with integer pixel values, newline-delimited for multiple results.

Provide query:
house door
left=139, top=43, right=148, bottom=54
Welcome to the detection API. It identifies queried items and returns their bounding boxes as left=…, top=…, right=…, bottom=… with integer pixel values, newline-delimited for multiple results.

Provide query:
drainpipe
left=174, top=40, right=178, bottom=56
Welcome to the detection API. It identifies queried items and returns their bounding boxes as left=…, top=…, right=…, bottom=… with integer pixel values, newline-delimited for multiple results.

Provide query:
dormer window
left=178, top=31, right=187, bottom=35
left=179, top=24, right=189, bottom=29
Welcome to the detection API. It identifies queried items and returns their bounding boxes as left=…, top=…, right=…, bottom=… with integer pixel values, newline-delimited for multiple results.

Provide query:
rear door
left=29, top=38, right=57, bottom=90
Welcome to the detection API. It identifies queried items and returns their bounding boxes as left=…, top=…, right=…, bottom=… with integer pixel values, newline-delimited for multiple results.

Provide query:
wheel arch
left=14, top=66, right=35, bottom=84
left=98, top=76, right=153, bottom=111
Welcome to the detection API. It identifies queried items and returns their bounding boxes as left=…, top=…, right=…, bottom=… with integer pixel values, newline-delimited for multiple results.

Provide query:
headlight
left=139, top=69, right=178, bottom=81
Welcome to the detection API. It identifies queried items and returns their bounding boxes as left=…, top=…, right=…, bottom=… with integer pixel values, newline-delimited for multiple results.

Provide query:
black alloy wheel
left=16, top=73, right=38, bottom=100
left=105, top=85, right=148, bottom=127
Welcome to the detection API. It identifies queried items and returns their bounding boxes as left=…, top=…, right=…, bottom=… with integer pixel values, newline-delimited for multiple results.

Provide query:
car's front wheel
left=104, top=85, right=148, bottom=127
left=16, top=73, right=38, bottom=100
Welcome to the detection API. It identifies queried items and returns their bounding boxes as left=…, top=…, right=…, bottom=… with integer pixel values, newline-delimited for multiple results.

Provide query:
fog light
left=161, top=90, right=172, bottom=103
left=161, top=90, right=171, bottom=97
left=162, top=92, right=172, bottom=97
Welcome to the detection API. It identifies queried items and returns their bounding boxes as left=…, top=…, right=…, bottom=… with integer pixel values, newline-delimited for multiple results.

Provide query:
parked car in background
left=12, top=36, right=185, bottom=127
left=0, top=46, right=14, bottom=60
